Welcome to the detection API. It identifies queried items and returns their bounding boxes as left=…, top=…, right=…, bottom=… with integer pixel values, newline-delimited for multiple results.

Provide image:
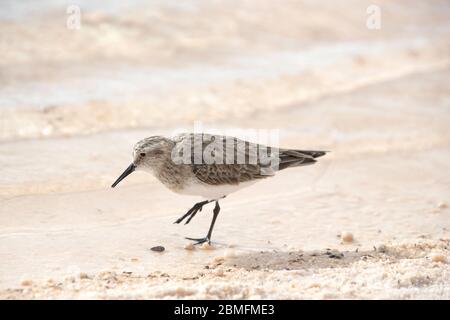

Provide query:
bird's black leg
left=174, top=200, right=213, bottom=225
left=186, top=201, right=221, bottom=245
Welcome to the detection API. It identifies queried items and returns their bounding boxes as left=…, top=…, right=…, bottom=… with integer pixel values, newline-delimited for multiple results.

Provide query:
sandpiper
left=112, top=133, right=327, bottom=244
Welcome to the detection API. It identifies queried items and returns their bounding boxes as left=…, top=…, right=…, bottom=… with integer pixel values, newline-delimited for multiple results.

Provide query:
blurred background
left=0, top=0, right=449, bottom=298
left=1, top=0, right=448, bottom=139
left=1, top=0, right=449, bottom=195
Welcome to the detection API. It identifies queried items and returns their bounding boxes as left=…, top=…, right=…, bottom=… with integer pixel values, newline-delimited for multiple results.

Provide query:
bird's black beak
left=111, top=163, right=136, bottom=188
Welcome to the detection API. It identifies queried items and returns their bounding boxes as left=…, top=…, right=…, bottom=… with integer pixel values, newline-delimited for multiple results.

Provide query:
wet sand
left=0, top=0, right=449, bottom=299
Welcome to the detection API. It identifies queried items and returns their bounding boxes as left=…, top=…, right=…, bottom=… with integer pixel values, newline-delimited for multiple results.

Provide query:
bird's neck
left=153, top=157, right=189, bottom=192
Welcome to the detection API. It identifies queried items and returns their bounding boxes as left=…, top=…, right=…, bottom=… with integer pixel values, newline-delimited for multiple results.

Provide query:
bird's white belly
left=178, top=179, right=258, bottom=200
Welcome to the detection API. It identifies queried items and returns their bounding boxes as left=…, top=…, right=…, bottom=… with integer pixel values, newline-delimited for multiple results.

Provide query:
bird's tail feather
left=291, top=149, right=328, bottom=158
left=278, top=149, right=328, bottom=170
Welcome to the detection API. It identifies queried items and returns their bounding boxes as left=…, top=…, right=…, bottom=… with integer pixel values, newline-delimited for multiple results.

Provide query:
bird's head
left=111, top=136, right=172, bottom=188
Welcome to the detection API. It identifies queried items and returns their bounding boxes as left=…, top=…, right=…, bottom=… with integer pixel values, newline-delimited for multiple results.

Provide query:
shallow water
left=0, top=38, right=433, bottom=110
left=0, top=0, right=449, bottom=298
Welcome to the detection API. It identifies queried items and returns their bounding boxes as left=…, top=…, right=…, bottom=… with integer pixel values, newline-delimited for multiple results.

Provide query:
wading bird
left=112, top=133, right=327, bottom=244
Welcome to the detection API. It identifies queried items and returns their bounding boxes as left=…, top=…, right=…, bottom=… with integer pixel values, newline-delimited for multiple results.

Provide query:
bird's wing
left=172, top=133, right=276, bottom=185
left=192, top=163, right=267, bottom=185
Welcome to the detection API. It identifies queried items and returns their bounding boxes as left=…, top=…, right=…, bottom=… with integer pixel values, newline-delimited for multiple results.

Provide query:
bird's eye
left=140, top=152, right=146, bottom=157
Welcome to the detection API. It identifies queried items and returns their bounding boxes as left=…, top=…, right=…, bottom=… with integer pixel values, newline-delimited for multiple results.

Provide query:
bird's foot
left=174, top=200, right=210, bottom=225
left=185, top=236, right=210, bottom=245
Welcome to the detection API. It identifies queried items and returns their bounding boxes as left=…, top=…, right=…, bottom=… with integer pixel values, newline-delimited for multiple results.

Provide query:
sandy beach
left=0, top=0, right=449, bottom=299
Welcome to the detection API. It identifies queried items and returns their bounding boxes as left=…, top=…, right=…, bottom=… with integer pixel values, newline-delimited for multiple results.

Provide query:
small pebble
left=212, top=256, right=225, bottom=264
left=150, top=246, right=165, bottom=252
left=341, top=231, right=354, bottom=243
left=438, top=202, right=448, bottom=209
left=79, top=272, right=89, bottom=279
left=200, top=242, right=214, bottom=250
left=431, top=254, right=447, bottom=263
left=20, top=279, right=33, bottom=286
left=131, top=257, right=140, bottom=262
left=184, top=243, right=195, bottom=251
left=213, top=268, right=224, bottom=276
